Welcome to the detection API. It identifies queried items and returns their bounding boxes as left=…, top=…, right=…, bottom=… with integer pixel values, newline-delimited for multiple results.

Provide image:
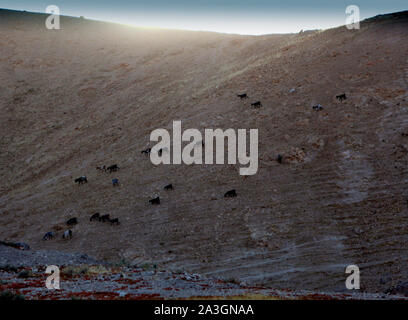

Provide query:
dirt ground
left=1, top=245, right=405, bottom=300
left=1, top=9, right=408, bottom=295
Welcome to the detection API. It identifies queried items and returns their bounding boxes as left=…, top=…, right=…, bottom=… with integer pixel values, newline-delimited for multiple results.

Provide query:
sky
left=1, top=1, right=407, bottom=34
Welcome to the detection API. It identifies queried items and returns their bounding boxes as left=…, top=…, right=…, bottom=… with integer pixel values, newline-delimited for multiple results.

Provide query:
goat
left=336, top=93, right=347, bottom=102
left=109, top=218, right=120, bottom=225
left=107, top=164, right=119, bottom=173
left=90, top=213, right=100, bottom=221
left=74, top=176, right=88, bottom=184
left=312, top=104, right=323, bottom=111
left=66, top=217, right=78, bottom=226
left=224, top=189, right=237, bottom=197
left=62, top=230, right=73, bottom=239
left=42, top=232, right=54, bottom=241
left=251, top=101, right=262, bottom=108
left=149, top=197, right=160, bottom=205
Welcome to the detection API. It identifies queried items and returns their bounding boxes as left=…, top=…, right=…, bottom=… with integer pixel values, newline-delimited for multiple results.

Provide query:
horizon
left=0, top=1, right=407, bottom=35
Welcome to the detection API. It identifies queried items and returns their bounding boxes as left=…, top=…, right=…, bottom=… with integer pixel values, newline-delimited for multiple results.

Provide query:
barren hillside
left=1, top=9, right=408, bottom=293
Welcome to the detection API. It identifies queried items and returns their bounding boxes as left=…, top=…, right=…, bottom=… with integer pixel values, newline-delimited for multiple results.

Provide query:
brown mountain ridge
left=1, top=9, right=408, bottom=293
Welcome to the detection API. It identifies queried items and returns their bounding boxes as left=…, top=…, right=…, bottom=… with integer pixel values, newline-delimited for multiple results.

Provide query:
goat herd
left=238, top=92, right=346, bottom=110
left=42, top=92, right=346, bottom=242
left=236, top=93, right=263, bottom=108
left=42, top=155, right=239, bottom=242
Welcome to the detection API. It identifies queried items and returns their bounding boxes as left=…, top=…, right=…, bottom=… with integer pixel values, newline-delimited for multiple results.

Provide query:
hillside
left=1, top=9, right=408, bottom=294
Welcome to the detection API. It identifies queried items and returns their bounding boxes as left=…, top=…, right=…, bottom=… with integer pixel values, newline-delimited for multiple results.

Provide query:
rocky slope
left=2, top=245, right=405, bottom=300
left=1, top=9, right=408, bottom=294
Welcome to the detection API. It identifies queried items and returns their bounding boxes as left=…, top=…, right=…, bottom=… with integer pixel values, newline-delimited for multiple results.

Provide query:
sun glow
left=87, top=12, right=346, bottom=35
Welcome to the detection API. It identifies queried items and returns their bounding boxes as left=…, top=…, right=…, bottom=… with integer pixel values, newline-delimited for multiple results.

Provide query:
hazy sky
left=1, top=1, right=407, bottom=34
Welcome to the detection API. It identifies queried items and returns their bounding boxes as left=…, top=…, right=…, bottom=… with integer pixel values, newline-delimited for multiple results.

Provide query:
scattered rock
left=285, top=147, right=306, bottom=164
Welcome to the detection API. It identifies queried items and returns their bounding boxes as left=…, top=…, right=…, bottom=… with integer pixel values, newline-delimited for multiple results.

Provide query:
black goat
left=90, top=213, right=100, bottom=221
left=224, top=189, right=237, bottom=197
left=74, top=176, right=88, bottom=184
left=42, top=232, right=54, bottom=241
left=336, top=93, right=347, bottom=102
left=107, top=164, right=119, bottom=172
left=109, top=218, right=120, bottom=225
left=66, top=217, right=78, bottom=226
left=251, top=101, right=262, bottom=108
left=149, top=197, right=160, bottom=205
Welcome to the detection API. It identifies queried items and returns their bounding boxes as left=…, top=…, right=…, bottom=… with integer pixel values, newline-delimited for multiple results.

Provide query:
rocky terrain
left=1, top=244, right=406, bottom=300
left=1, top=9, right=408, bottom=296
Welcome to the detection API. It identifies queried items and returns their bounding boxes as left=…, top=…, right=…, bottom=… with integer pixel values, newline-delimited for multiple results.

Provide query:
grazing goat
left=66, top=217, right=78, bottom=226
left=237, top=93, right=248, bottom=100
left=312, top=104, right=323, bottom=111
left=251, top=101, right=262, bottom=108
left=141, top=148, right=151, bottom=154
left=149, top=197, right=160, bottom=205
left=164, top=184, right=173, bottom=190
left=74, top=176, right=88, bottom=185
left=99, top=214, right=110, bottom=222
left=90, top=213, right=100, bottom=221
left=109, top=218, right=120, bottom=225
left=107, top=164, right=119, bottom=172
left=336, top=93, right=347, bottom=102
left=96, top=165, right=106, bottom=172
left=42, top=232, right=54, bottom=241
left=62, top=230, right=73, bottom=239
left=224, top=189, right=237, bottom=197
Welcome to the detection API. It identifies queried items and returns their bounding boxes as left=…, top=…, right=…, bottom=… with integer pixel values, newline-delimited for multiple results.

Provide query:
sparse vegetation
left=0, top=265, right=18, bottom=273
left=140, top=263, right=158, bottom=272
left=116, top=258, right=132, bottom=268
left=17, top=270, right=32, bottom=278
left=61, top=264, right=110, bottom=277
left=225, top=277, right=241, bottom=285
left=0, top=291, right=25, bottom=301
